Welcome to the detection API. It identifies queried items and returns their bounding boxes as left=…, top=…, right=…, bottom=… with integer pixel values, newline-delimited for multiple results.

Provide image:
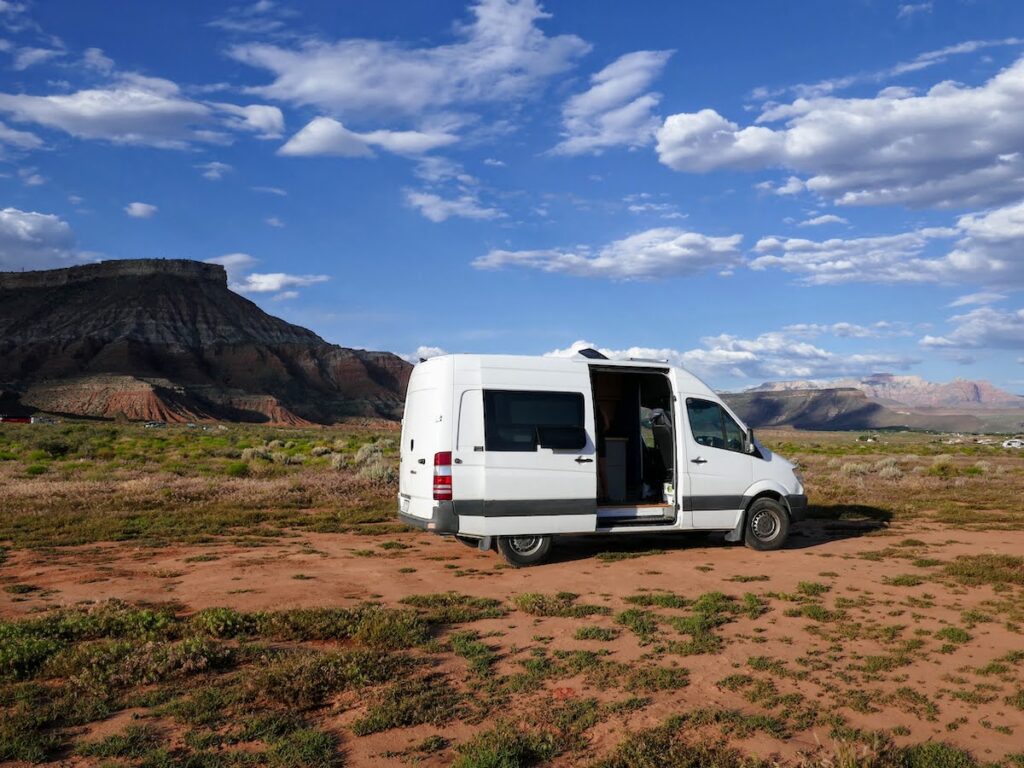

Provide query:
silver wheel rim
left=508, top=536, right=543, bottom=556
left=750, top=510, right=780, bottom=541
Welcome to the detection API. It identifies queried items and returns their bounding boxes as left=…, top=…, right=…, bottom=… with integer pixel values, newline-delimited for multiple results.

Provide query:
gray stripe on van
left=682, top=495, right=745, bottom=512
left=456, top=495, right=748, bottom=517
left=455, top=499, right=594, bottom=517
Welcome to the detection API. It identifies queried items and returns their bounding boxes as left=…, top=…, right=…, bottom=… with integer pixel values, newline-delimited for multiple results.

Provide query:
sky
left=1, top=0, right=1024, bottom=392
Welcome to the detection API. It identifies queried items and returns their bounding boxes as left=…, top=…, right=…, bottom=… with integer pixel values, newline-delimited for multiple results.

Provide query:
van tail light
left=433, top=451, right=453, bottom=501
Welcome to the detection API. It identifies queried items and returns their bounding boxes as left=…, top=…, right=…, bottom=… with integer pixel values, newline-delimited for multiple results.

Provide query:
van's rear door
left=399, top=360, right=451, bottom=521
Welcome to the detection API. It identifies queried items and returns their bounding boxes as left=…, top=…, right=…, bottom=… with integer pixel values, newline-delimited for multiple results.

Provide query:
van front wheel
left=497, top=535, right=552, bottom=567
left=744, top=498, right=789, bottom=551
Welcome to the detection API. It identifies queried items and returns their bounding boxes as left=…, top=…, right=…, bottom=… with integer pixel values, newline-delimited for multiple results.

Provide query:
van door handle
left=454, top=458, right=462, bottom=464
left=417, top=458, right=426, bottom=464
left=691, top=457, right=707, bottom=464
left=575, top=457, right=594, bottom=463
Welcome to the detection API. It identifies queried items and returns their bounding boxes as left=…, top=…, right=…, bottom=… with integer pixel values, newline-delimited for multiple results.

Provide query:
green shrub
left=225, top=461, right=250, bottom=478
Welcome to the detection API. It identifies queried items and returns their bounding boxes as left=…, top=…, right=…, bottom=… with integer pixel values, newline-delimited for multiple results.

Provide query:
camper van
left=397, top=351, right=807, bottom=566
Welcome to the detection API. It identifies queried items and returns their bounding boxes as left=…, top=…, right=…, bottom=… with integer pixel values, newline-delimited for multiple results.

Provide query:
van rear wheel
left=497, top=535, right=552, bottom=567
left=744, top=498, right=789, bottom=551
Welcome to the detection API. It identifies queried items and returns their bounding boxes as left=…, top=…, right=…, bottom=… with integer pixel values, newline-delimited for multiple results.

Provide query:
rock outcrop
left=0, top=259, right=411, bottom=423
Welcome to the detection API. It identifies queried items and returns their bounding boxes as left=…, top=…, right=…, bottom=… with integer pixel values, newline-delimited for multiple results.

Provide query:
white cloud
left=0, top=74, right=214, bottom=149
left=251, top=185, right=286, bottom=196
left=230, top=0, right=589, bottom=116
left=270, top=290, right=299, bottom=301
left=474, top=227, right=743, bottom=279
left=232, top=272, right=329, bottom=293
left=0, top=65, right=295, bottom=149
left=0, top=120, right=41, bottom=149
left=405, top=189, right=503, bottom=223
left=401, top=345, right=449, bottom=363
left=12, top=46, right=62, bottom=70
left=799, top=214, right=848, bottom=227
left=949, top=291, right=1006, bottom=307
left=551, top=49, right=672, bottom=155
left=658, top=55, right=1024, bottom=208
left=278, top=116, right=458, bottom=158
left=18, top=166, right=44, bottom=185
left=197, top=161, right=231, bottom=180
left=414, top=156, right=476, bottom=185
left=208, top=1, right=294, bottom=35
left=265, top=216, right=284, bottom=228
left=483, top=157, right=505, bottom=167
left=0, top=207, right=80, bottom=270
left=82, top=47, right=114, bottom=73
left=214, top=102, right=284, bottom=138
left=783, top=321, right=909, bottom=339
left=124, top=202, right=157, bottom=218
left=753, top=199, right=1024, bottom=287
left=898, top=3, right=932, bottom=19
left=546, top=335, right=916, bottom=382
left=751, top=38, right=1024, bottom=104
left=204, top=252, right=329, bottom=295
left=921, top=306, right=1024, bottom=349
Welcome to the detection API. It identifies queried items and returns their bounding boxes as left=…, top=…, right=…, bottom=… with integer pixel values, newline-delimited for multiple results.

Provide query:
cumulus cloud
left=799, top=214, right=848, bottom=227
left=0, top=65, right=293, bottom=150
left=0, top=207, right=81, bottom=270
left=278, top=116, right=458, bottom=157
left=12, top=46, right=63, bottom=70
left=921, top=306, right=1024, bottom=349
left=546, top=335, right=916, bottom=383
left=897, top=3, right=932, bottom=19
left=405, top=189, right=503, bottom=223
left=551, top=49, right=672, bottom=155
left=124, top=202, right=157, bottom=218
left=948, top=292, right=1006, bottom=307
left=229, top=0, right=589, bottom=116
left=214, top=102, right=284, bottom=138
left=658, top=55, right=1024, bottom=208
left=474, top=227, right=742, bottom=279
left=0, top=120, right=42, bottom=149
left=753, top=198, right=1024, bottom=287
left=401, top=345, right=449, bottom=363
left=205, top=252, right=329, bottom=297
left=197, top=161, right=231, bottom=180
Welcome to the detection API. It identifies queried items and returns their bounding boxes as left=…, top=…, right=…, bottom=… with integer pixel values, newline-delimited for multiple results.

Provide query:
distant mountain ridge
left=746, top=373, right=1023, bottom=409
left=0, top=259, right=412, bottom=424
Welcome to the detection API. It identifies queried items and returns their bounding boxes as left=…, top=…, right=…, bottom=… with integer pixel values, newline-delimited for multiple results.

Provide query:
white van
left=397, top=350, right=807, bottom=566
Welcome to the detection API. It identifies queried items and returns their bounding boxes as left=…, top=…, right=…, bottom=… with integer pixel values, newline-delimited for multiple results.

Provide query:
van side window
left=483, top=390, right=584, bottom=452
left=686, top=398, right=745, bottom=453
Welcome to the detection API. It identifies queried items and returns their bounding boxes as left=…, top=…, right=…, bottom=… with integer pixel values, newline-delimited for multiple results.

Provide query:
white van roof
left=419, top=353, right=718, bottom=399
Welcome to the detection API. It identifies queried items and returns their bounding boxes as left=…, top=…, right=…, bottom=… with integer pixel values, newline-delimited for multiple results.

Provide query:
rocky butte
left=0, top=259, right=411, bottom=424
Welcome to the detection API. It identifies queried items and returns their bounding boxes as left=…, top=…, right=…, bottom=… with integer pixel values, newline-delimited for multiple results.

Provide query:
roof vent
left=576, top=348, right=609, bottom=360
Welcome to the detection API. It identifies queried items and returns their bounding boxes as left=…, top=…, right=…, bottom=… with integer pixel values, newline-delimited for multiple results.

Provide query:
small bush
left=225, top=461, right=250, bottom=478
left=24, top=464, right=47, bottom=476
left=574, top=626, right=620, bottom=642
left=513, top=592, right=610, bottom=618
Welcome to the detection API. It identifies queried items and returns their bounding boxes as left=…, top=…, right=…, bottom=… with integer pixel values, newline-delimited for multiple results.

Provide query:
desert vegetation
left=1, top=423, right=1023, bottom=766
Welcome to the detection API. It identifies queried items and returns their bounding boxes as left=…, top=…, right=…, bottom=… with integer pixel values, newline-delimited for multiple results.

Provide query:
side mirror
left=744, top=428, right=757, bottom=454
left=536, top=425, right=586, bottom=450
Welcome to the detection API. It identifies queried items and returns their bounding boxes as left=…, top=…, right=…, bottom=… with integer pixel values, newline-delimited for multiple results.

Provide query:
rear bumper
left=397, top=499, right=459, bottom=535
left=786, top=494, right=809, bottom=522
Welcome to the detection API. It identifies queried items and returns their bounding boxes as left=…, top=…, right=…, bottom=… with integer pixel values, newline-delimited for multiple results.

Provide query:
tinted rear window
left=483, top=390, right=584, bottom=452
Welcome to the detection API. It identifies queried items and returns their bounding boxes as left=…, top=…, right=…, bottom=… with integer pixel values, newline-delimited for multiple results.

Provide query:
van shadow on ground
left=547, top=504, right=892, bottom=564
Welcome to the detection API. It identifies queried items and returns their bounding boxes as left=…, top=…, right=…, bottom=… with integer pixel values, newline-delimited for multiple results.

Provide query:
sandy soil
left=3, top=519, right=1023, bottom=765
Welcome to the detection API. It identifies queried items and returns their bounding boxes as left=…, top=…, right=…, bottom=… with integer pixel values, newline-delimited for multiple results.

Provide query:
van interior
left=590, top=368, right=675, bottom=523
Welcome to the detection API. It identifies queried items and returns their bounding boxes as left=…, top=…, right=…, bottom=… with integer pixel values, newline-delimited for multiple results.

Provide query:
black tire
left=496, top=535, right=552, bottom=567
left=743, top=498, right=790, bottom=551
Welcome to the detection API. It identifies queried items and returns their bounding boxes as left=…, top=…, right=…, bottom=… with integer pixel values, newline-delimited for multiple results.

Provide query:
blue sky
left=2, top=0, right=1023, bottom=391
